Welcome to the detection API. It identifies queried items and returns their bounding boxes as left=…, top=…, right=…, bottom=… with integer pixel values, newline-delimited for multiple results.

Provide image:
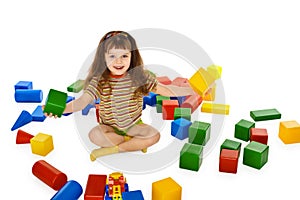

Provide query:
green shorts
left=112, top=119, right=143, bottom=136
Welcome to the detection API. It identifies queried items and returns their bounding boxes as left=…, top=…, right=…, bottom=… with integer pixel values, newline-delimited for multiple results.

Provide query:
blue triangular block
left=11, top=110, right=33, bottom=131
left=32, top=105, right=46, bottom=122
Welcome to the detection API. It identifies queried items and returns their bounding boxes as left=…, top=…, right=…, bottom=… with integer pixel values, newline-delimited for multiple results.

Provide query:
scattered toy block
left=32, top=160, right=67, bottom=191
left=32, top=105, right=46, bottom=122
left=82, top=103, right=95, bottom=115
left=219, top=149, right=239, bottom=173
left=51, top=180, right=83, bottom=200
left=172, top=77, right=190, bottom=87
left=181, top=93, right=203, bottom=113
left=156, top=95, right=170, bottom=113
left=67, top=79, right=85, bottom=93
left=157, top=76, right=172, bottom=85
left=203, top=85, right=216, bottom=101
left=15, top=89, right=43, bottom=103
left=152, top=177, right=182, bottom=200
left=43, top=89, right=67, bottom=117
left=174, top=107, right=191, bottom=121
left=250, top=128, right=268, bottom=145
left=201, top=102, right=230, bottom=115
left=220, top=139, right=242, bottom=157
left=189, top=67, right=215, bottom=96
left=234, top=119, right=255, bottom=142
left=243, top=141, right=269, bottom=170
left=250, top=108, right=281, bottom=121
left=14, top=81, right=33, bottom=90
left=122, top=190, right=145, bottom=200
left=30, top=133, right=54, bottom=156
left=278, top=120, right=300, bottom=144
left=143, top=92, right=157, bottom=107
left=180, top=143, right=203, bottom=171
left=189, top=121, right=211, bottom=145
left=162, top=100, right=179, bottom=120
left=84, top=174, right=107, bottom=200
left=11, top=110, right=33, bottom=131
left=207, top=64, right=222, bottom=80
left=16, top=129, right=34, bottom=144
left=170, top=96, right=187, bottom=107
left=62, top=96, right=75, bottom=116
left=171, top=118, right=192, bottom=140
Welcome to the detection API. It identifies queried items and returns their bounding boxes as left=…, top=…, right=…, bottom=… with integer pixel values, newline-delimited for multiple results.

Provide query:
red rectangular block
left=219, top=149, right=239, bottom=174
left=250, top=128, right=268, bottom=145
left=162, top=100, right=179, bottom=120
left=84, top=174, right=107, bottom=200
left=157, top=76, right=172, bottom=85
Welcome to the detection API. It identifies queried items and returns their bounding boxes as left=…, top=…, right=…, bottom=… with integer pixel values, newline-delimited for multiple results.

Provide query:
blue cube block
left=171, top=118, right=192, bottom=140
left=144, top=92, right=157, bottom=107
left=122, top=190, right=144, bottom=200
left=32, top=105, right=46, bottom=122
left=14, top=81, right=33, bottom=90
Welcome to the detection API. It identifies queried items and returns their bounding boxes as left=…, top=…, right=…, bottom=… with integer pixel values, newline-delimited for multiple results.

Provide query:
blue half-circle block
left=15, top=89, right=43, bottom=103
left=51, top=180, right=83, bottom=200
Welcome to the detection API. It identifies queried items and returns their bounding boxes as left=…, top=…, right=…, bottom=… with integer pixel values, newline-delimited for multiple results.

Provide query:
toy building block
left=171, top=96, right=187, bottom=107
left=250, top=108, right=281, bottom=121
left=143, top=92, right=157, bottom=107
left=172, top=77, right=190, bottom=87
left=43, top=89, right=67, bottom=117
left=16, top=129, right=34, bottom=144
left=243, top=141, right=269, bottom=170
left=84, top=174, right=107, bottom=200
left=32, top=105, right=46, bottom=122
left=162, top=100, right=179, bottom=120
left=32, top=160, right=67, bottom=191
left=157, top=76, right=172, bottom=85
left=220, top=139, right=242, bottom=157
left=67, top=79, right=85, bottom=93
left=189, top=121, right=211, bottom=145
left=181, top=93, right=203, bottom=113
left=278, top=120, right=300, bottom=144
left=189, top=67, right=215, bottom=96
left=171, top=118, right=192, bottom=140
left=219, top=149, right=239, bottom=174
left=82, top=103, right=95, bottom=115
left=203, top=85, right=216, bottom=101
left=180, top=143, right=203, bottom=171
left=156, top=95, right=170, bottom=113
left=11, top=110, right=33, bottom=131
left=51, top=180, right=83, bottom=200
left=14, top=81, right=33, bottom=90
left=152, top=177, right=182, bottom=200
left=250, top=128, right=268, bottom=145
left=63, top=96, right=75, bottom=116
left=201, top=102, right=230, bottom=115
left=174, top=107, right=191, bottom=121
left=207, top=64, right=222, bottom=80
left=122, top=190, right=145, bottom=200
left=14, top=89, right=43, bottom=103
left=234, top=119, right=255, bottom=142
left=30, top=133, right=54, bottom=156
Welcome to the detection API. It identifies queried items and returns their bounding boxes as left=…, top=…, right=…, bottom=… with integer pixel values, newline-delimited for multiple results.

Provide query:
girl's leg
left=88, top=124, right=124, bottom=147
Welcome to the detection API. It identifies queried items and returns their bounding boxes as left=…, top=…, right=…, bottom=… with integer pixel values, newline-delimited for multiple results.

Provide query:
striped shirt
left=85, top=72, right=157, bottom=131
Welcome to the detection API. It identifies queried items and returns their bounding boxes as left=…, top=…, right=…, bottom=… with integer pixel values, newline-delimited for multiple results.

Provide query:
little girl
left=46, top=31, right=195, bottom=161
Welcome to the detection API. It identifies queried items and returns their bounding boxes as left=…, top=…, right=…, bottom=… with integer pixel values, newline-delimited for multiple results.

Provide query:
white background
left=1, top=0, right=300, bottom=199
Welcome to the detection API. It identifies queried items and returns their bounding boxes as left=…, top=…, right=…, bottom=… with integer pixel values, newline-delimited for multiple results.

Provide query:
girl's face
left=105, top=48, right=131, bottom=76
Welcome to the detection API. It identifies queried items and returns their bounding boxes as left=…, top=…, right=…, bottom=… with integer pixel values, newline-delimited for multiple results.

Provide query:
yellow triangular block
left=189, top=67, right=215, bottom=96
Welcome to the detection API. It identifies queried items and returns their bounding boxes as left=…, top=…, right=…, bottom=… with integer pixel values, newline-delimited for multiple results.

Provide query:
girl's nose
left=116, top=56, right=122, bottom=63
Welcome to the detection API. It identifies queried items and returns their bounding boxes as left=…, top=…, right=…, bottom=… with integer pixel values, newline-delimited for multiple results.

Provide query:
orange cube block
left=152, top=177, right=182, bottom=200
left=278, top=121, right=300, bottom=144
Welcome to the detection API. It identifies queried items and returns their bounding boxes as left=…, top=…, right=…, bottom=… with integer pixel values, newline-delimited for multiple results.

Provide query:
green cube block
left=234, top=119, right=255, bottom=141
left=189, top=121, right=211, bottom=145
left=250, top=108, right=281, bottom=121
left=220, top=139, right=242, bottom=156
left=243, top=141, right=269, bottom=169
left=156, top=96, right=170, bottom=113
left=174, top=108, right=191, bottom=121
left=180, top=143, right=203, bottom=171
left=67, top=79, right=85, bottom=93
left=43, top=89, right=67, bottom=117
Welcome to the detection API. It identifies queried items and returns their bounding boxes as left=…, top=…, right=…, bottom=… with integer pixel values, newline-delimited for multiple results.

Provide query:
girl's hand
left=42, top=105, right=58, bottom=118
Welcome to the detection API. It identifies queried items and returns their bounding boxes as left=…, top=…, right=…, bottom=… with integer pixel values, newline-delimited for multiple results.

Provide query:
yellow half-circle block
left=30, top=133, right=54, bottom=156
left=278, top=121, right=300, bottom=144
left=207, top=65, right=222, bottom=80
left=201, top=103, right=230, bottom=115
left=189, top=67, right=215, bottom=97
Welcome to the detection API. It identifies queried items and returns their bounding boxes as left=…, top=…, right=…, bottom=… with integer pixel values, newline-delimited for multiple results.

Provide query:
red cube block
left=162, top=100, right=179, bottom=120
left=157, top=76, right=172, bottom=85
left=250, top=128, right=268, bottom=145
left=181, top=94, right=203, bottom=113
left=219, top=149, right=239, bottom=174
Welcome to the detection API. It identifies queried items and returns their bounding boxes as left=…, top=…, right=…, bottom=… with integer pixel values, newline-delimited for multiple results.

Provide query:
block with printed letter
left=30, top=133, right=54, bottom=156
left=278, top=120, right=300, bottom=144
left=189, top=67, right=215, bottom=96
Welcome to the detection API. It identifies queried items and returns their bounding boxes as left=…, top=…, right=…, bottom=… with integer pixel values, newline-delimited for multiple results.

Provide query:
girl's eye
left=109, top=55, right=115, bottom=59
left=122, top=55, right=128, bottom=58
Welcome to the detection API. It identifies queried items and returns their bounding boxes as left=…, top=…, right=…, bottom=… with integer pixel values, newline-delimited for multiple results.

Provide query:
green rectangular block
left=234, top=119, right=255, bottom=142
left=174, top=108, right=191, bottom=121
left=250, top=108, right=281, bottom=121
left=156, top=96, right=170, bottom=113
left=189, top=121, right=211, bottom=145
left=220, top=139, right=242, bottom=156
left=67, top=79, right=85, bottom=93
left=43, top=89, right=67, bottom=117
left=243, top=141, right=269, bottom=169
left=180, top=143, right=203, bottom=171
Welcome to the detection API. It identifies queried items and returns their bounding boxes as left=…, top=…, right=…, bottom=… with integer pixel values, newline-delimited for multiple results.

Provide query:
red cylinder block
left=32, top=160, right=68, bottom=191
left=181, top=94, right=203, bottom=113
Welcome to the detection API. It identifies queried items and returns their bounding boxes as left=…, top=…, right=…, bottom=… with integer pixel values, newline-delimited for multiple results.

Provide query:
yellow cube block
left=278, top=121, right=300, bottom=144
left=189, top=67, right=215, bottom=96
left=201, top=102, right=230, bottom=115
left=207, top=64, right=222, bottom=80
left=30, top=133, right=54, bottom=156
left=152, top=177, right=182, bottom=200
left=203, top=85, right=216, bottom=101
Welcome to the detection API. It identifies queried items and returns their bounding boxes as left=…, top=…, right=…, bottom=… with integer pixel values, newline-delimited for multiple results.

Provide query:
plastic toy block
left=174, top=107, right=191, bottom=121
left=122, top=190, right=144, bottom=200
left=11, top=110, right=33, bottom=131
left=15, top=89, right=43, bottom=103
left=172, top=77, right=190, bottom=87
left=43, top=89, right=67, bottom=117
left=156, top=95, right=170, bottom=113
left=162, top=100, right=179, bottom=120
left=234, top=119, right=255, bottom=142
left=31, top=105, right=46, bottom=122
left=152, top=177, right=182, bottom=200
left=51, top=180, right=83, bottom=200
left=16, top=129, right=34, bottom=144
left=250, top=128, right=268, bottom=145
left=62, top=96, right=75, bottom=116
left=157, top=76, right=172, bottom=85
left=181, top=93, right=203, bottom=113
left=220, top=139, right=242, bottom=157
left=171, top=118, right=192, bottom=140
left=278, top=120, right=300, bottom=144
left=14, top=81, right=33, bottom=90
left=84, top=174, right=107, bottom=200
left=180, top=143, right=203, bottom=171
left=207, top=64, right=222, bottom=80
left=30, top=133, right=54, bottom=156
left=219, top=149, right=239, bottom=174
left=32, top=160, right=67, bottom=191
left=201, top=102, right=230, bottom=115
left=170, top=96, right=187, bottom=106
left=82, top=104, right=95, bottom=115
left=189, top=67, right=215, bottom=96
left=143, top=92, right=157, bottom=107
left=67, top=79, right=85, bottom=93
left=203, top=85, right=216, bottom=101
left=250, top=108, right=281, bottom=121
left=189, top=121, right=211, bottom=145
left=243, top=141, right=269, bottom=169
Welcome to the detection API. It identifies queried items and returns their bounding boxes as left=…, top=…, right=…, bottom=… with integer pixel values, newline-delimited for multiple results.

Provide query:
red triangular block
left=16, top=129, right=34, bottom=144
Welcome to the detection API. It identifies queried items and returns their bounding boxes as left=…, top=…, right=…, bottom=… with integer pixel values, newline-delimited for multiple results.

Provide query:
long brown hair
left=84, top=31, right=151, bottom=96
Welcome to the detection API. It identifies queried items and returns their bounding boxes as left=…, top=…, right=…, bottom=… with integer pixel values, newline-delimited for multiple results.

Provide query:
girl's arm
left=63, top=92, right=94, bottom=114
left=154, top=83, right=196, bottom=97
